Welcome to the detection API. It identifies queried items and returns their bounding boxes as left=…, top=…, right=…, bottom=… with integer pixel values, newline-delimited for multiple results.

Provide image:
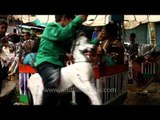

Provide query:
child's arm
left=43, top=15, right=87, bottom=41
left=90, top=31, right=103, bottom=45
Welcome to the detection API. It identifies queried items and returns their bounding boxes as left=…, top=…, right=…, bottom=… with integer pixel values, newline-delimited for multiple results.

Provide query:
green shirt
left=36, top=16, right=84, bottom=67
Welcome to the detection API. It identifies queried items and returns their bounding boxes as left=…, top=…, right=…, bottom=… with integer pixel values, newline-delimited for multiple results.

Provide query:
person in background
left=91, top=27, right=101, bottom=40
left=9, top=44, right=15, bottom=64
left=0, top=19, right=8, bottom=94
left=7, top=44, right=16, bottom=81
left=1, top=39, right=10, bottom=81
left=127, top=33, right=139, bottom=84
left=127, top=33, right=139, bottom=60
left=23, top=37, right=40, bottom=67
left=22, top=32, right=34, bottom=57
left=35, top=15, right=88, bottom=106
left=90, top=23, right=124, bottom=66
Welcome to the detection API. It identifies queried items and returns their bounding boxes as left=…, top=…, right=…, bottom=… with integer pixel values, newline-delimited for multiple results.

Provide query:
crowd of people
left=0, top=18, right=41, bottom=100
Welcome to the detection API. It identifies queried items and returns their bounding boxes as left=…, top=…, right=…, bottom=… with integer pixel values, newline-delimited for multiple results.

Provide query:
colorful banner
left=148, top=22, right=156, bottom=46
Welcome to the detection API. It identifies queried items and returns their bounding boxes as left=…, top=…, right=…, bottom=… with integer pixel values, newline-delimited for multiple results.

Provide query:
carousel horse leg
left=28, top=73, right=44, bottom=105
left=68, top=70, right=102, bottom=105
left=72, top=77, right=101, bottom=105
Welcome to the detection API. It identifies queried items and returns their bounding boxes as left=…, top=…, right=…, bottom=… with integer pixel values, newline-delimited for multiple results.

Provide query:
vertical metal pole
left=71, top=88, right=76, bottom=105
left=121, top=15, right=126, bottom=46
left=96, top=78, right=102, bottom=101
left=141, top=62, right=143, bottom=74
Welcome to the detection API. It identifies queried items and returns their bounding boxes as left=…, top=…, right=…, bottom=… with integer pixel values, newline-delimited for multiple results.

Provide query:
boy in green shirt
left=35, top=15, right=88, bottom=105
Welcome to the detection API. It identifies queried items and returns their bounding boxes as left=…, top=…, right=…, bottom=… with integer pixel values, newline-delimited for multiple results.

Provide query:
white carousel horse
left=28, top=36, right=102, bottom=105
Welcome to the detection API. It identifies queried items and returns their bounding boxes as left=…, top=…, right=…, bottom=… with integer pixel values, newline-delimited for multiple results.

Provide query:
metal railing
left=94, top=64, right=128, bottom=104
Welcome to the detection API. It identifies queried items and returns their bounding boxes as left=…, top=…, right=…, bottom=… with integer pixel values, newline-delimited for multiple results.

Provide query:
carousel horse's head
left=76, top=36, right=95, bottom=51
left=73, top=36, right=95, bottom=62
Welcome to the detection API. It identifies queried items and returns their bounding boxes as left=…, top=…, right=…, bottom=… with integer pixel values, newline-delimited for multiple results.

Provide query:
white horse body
left=28, top=36, right=102, bottom=105
left=60, top=62, right=94, bottom=90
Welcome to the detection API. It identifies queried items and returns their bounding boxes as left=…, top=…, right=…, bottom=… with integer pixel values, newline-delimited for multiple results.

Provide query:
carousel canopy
left=124, top=15, right=160, bottom=29
left=82, top=15, right=111, bottom=27
left=13, top=15, right=55, bottom=27
left=83, top=15, right=160, bottom=29
left=13, top=15, right=160, bottom=29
